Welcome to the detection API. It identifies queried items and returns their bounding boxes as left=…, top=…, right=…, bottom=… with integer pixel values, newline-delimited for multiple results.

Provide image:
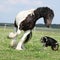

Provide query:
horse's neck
left=34, top=9, right=44, bottom=22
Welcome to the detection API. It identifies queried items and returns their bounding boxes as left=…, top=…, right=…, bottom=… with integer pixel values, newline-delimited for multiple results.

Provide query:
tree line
left=0, top=23, right=60, bottom=28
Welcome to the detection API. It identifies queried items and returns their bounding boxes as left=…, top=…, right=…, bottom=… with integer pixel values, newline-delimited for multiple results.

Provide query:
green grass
left=0, top=26, right=60, bottom=60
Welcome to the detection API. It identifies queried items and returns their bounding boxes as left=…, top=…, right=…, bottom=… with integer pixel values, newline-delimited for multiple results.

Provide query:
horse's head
left=43, top=7, right=54, bottom=28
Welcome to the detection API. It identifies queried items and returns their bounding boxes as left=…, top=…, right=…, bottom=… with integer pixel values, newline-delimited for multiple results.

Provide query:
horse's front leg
left=16, top=30, right=31, bottom=50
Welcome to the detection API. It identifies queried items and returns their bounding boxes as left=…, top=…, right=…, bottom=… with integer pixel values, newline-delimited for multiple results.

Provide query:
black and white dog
left=40, top=36, right=59, bottom=51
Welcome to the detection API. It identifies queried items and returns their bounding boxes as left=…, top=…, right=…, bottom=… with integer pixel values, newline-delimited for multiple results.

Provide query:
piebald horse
left=8, top=7, right=54, bottom=50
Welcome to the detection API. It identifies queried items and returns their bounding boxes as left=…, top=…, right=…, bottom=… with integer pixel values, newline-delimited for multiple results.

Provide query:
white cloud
left=0, top=0, right=50, bottom=12
left=7, top=0, right=30, bottom=4
left=0, top=0, right=31, bottom=12
left=31, top=1, right=44, bottom=6
left=0, top=5, right=6, bottom=12
left=1, top=0, right=44, bottom=5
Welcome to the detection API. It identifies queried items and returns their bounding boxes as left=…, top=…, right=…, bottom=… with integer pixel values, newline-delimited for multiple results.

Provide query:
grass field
left=0, top=26, right=60, bottom=60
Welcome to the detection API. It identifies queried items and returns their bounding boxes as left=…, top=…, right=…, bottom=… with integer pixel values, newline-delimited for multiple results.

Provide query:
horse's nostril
left=46, top=24, right=51, bottom=28
left=47, top=25, right=50, bottom=28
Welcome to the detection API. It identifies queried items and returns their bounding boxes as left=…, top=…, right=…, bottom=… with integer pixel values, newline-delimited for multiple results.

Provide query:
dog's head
left=40, top=36, right=48, bottom=46
left=41, top=36, right=47, bottom=43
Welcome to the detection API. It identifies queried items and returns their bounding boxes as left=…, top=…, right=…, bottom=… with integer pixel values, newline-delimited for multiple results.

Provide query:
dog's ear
left=44, top=36, right=48, bottom=41
left=40, top=37, right=43, bottom=42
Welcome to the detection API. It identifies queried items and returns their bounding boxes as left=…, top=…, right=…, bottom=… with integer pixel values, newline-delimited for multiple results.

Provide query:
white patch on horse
left=10, top=39, right=17, bottom=48
left=16, top=30, right=31, bottom=50
left=9, top=27, right=21, bottom=39
left=15, top=9, right=35, bottom=26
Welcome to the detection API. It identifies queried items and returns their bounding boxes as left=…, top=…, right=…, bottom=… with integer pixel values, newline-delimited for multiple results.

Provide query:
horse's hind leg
left=24, top=31, right=32, bottom=43
left=10, top=27, right=21, bottom=48
left=16, top=30, right=31, bottom=50
left=10, top=27, right=17, bottom=48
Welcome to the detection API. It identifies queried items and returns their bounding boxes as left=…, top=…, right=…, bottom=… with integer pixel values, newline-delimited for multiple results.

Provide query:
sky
left=0, top=0, right=60, bottom=24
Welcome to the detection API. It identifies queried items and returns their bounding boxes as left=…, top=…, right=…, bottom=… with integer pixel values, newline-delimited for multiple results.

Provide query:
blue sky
left=0, top=0, right=60, bottom=24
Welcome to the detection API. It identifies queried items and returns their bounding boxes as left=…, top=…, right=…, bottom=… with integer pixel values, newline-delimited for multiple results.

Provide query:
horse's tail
left=8, top=19, right=21, bottom=39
